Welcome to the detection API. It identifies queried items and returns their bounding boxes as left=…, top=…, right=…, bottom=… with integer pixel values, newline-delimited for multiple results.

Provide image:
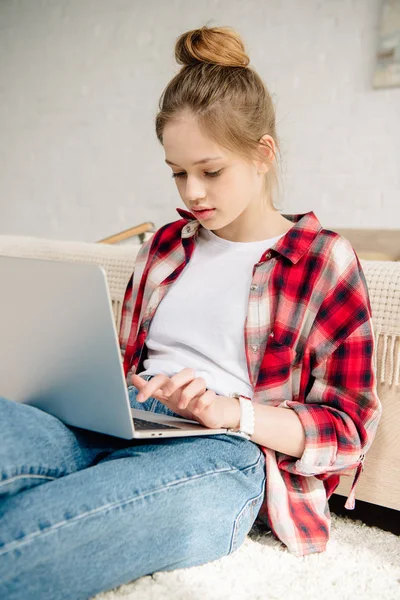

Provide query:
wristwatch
left=227, top=392, right=255, bottom=440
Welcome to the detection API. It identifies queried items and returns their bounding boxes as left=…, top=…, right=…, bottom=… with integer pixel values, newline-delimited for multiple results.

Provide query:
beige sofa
left=0, top=233, right=399, bottom=512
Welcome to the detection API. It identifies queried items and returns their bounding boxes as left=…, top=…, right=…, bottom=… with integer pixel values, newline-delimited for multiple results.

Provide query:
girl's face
left=162, top=111, right=276, bottom=242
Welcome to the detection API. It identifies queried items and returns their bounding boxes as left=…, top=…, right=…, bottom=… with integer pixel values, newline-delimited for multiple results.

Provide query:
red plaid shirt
left=119, top=208, right=382, bottom=557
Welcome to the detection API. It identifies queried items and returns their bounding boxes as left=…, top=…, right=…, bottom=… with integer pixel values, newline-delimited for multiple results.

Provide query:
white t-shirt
left=139, top=226, right=286, bottom=398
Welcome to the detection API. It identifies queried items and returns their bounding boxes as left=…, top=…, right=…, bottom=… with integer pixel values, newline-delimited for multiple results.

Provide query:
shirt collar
left=175, top=207, right=323, bottom=265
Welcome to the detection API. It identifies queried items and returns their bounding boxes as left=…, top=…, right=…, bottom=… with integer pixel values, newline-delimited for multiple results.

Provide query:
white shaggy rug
left=93, top=513, right=400, bottom=600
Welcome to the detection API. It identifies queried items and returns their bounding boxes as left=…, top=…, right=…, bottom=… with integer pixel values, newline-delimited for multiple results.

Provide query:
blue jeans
left=0, top=375, right=267, bottom=600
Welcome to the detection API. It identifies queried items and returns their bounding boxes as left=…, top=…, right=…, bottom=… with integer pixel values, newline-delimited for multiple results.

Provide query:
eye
left=171, top=169, right=223, bottom=179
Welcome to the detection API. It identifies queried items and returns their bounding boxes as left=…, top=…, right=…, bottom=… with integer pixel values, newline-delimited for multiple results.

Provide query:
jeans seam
left=149, top=397, right=161, bottom=412
left=228, top=475, right=266, bottom=554
left=240, top=451, right=264, bottom=474
left=0, top=474, right=58, bottom=489
left=0, top=462, right=259, bottom=556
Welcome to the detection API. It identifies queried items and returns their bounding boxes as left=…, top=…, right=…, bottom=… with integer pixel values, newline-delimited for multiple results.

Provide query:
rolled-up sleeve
left=276, top=248, right=382, bottom=479
left=281, top=318, right=382, bottom=477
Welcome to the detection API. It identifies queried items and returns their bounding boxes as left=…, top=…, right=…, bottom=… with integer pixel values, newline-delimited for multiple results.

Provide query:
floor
left=329, top=493, right=400, bottom=536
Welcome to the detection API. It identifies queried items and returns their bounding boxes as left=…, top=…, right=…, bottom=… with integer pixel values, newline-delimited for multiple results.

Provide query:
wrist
left=223, top=395, right=241, bottom=429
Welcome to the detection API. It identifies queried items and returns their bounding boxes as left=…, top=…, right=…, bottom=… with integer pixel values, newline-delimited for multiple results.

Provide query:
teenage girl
left=0, top=25, right=381, bottom=600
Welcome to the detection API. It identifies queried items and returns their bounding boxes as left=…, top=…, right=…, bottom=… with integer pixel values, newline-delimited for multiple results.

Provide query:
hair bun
left=175, top=25, right=250, bottom=68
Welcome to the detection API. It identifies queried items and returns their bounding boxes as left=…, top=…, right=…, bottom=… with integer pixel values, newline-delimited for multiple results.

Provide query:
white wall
left=0, top=0, right=399, bottom=241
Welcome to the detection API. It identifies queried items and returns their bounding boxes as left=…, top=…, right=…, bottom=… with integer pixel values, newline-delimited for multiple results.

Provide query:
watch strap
left=228, top=393, right=255, bottom=439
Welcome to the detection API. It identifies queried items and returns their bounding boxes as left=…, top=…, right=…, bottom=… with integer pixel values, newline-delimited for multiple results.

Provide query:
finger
left=131, top=374, right=178, bottom=404
left=193, top=390, right=215, bottom=414
left=131, top=374, right=157, bottom=399
left=131, top=374, right=162, bottom=393
left=177, top=377, right=207, bottom=409
left=159, top=368, right=197, bottom=400
left=130, top=374, right=146, bottom=389
left=135, top=373, right=171, bottom=403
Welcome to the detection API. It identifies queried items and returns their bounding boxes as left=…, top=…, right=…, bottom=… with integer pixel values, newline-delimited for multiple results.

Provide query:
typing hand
left=131, top=368, right=230, bottom=429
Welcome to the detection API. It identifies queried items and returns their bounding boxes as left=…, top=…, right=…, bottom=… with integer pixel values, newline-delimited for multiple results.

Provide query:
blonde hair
left=155, top=24, right=283, bottom=209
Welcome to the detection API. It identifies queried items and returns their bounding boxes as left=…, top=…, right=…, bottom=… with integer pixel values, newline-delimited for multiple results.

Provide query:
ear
left=255, top=134, right=276, bottom=174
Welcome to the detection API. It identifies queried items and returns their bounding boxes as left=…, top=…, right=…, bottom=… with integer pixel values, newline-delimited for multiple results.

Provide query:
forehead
left=163, top=115, right=228, bottom=162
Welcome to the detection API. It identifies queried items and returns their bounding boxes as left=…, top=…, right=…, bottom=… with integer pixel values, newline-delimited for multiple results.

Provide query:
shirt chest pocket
left=258, top=334, right=301, bottom=392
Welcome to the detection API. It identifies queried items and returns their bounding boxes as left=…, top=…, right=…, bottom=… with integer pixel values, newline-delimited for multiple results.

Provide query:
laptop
left=0, top=255, right=246, bottom=440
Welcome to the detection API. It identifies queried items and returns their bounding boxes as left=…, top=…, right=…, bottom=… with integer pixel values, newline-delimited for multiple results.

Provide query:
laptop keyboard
left=133, top=417, right=181, bottom=430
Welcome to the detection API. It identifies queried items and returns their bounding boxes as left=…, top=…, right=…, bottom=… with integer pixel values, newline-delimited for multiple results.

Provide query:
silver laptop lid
left=0, top=256, right=135, bottom=438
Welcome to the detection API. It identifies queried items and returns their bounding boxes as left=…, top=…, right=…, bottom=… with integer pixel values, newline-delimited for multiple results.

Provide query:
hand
left=131, top=368, right=236, bottom=429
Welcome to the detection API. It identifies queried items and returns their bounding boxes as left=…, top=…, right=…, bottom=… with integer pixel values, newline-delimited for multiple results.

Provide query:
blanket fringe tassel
left=374, top=333, right=400, bottom=387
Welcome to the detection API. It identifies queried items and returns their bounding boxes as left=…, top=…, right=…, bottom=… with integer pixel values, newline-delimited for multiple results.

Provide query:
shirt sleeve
left=276, top=243, right=383, bottom=479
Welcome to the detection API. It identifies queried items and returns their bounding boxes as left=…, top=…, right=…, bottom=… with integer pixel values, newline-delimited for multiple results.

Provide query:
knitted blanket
left=359, top=259, right=400, bottom=386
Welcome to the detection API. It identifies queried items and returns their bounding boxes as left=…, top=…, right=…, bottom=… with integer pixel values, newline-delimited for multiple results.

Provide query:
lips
left=192, top=208, right=216, bottom=220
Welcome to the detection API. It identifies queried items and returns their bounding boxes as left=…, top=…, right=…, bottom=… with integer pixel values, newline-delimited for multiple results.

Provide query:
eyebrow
left=165, top=156, right=224, bottom=167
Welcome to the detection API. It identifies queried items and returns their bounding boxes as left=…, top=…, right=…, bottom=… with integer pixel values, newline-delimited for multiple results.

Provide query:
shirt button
left=250, top=284, right=258, bottom=291
left=185, top=225, right=191, bottom=232
left=251, top=345, right=259, bottom=353
left=265, top=251, right=271, bottom=259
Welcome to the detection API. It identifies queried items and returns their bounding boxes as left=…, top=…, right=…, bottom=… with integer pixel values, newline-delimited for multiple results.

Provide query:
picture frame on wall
left=373, top=0, right=400, bottom=89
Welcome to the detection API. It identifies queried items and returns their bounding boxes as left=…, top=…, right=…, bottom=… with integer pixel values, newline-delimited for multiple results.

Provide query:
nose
left=183, top=175, right=207, bottom=203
